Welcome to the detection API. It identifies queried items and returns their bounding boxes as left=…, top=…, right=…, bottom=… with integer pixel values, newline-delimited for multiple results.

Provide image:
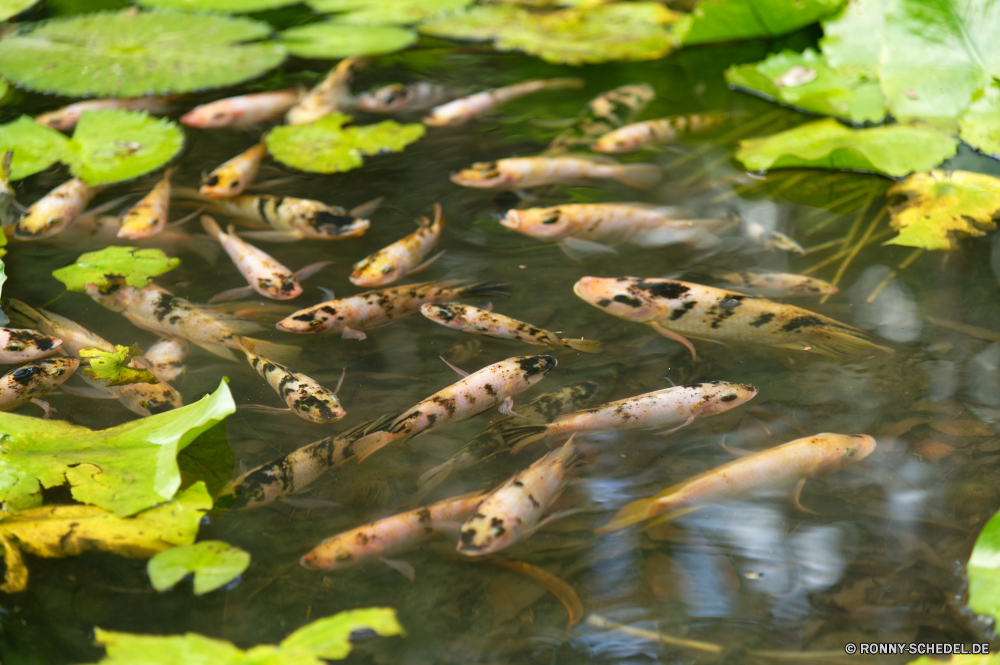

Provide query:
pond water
left=3, top=35, right=1000, bottom=665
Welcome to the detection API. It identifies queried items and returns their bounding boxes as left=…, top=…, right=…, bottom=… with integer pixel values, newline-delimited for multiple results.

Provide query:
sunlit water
left=3, top=41, right=1000, bottom=665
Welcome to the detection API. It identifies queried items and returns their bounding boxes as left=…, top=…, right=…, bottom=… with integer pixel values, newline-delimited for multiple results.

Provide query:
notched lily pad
left=81, top=344, right=158, bottom=387
left=53, top=246, right=180, bottom=291
left=308, top=0, right=473, bottom=24
left=0, top=116, right=70, bottom=181
left=278, top=21, right=417, bottom=59
left=147, top=540, right=250, bottom=595
left=63, top=110, right=183, bottom=186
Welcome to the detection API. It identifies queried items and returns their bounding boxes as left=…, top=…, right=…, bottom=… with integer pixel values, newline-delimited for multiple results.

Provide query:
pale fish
left=199, top=193, right=372, bottom=242
left=0, top=328, right=62, bottom=363
left=15, top=177, right=105, bottom=240
left=711, top=271, right=838, bottom=298
left=0, top=151, right=16, bottom=229
left=591, top=112, right=725, bottom=153
left=35, top=97, right=173, bottom=131
left=572, top=276, right=893, bottom=359
left=118, top=166, right=173, bottom=239
left=239, top=339, right=346, bottom=423
left=352, top=354, right=558, bottom=462
left=286, top=56, right=363, bottom=126
left=450, top=156, right=661, bottom=190
left=300, top=490, right=487, bottom=572
left=356, top=82, right=458, bottom=114
left=457, top=436, right=581, bottom=556
left=420, top=303, right=604, bottom=353
left=747, top=221, right=805, bottom=255
left=0, top=357, right=79, bottom=417
left=423, top=78, right=583, bottom=127
left=6, top=299, right=116, bottom=357
left=597, top=433, right=877, bottom=533
left=180, top=88, right=301, bottom=128
left=275, top=280, right=512, bottom=338
left=109, top=363, right=183, bottom=416
left=200, top=141, right=267, bottom=199
left=548, top=83, right=656, bottom=152
left=140, top=336, right=189, bottom=382
left=349, top=202, right=444, bottom=287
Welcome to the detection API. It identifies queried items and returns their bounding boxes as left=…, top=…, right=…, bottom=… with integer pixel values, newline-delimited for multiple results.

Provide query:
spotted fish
left=0, top=328, right=62, bottom=363
left=451, top=155, right=661, bottom=190
left=547, top=83, right=655, bottom=153
left=356, top=82, right=459, bottom=114
left=420, top=303, right=604, bottom=353
left=286, top=56, right=362, bottom=126
left=709, top=271, right=838, bottom=298
left=591, top=112, right=725, bottom=153
left=118, top=166, right=173, bottom=239
left=140, top=336, right=188, bottom=382
left=0, top=357, right=79, bottom=417
left=181, top=88, right=301, bottom=128
left=199, top=193, right=371, bottom=243
left=15, top=177, right=105, bottom=240
left=239, top=339, right=346, bottom=424
left=349, top=202, right=445, bottom=287
left=200, top=142, right=267, bottom=199
left=423, top=78, right=582, bottom=127
left=35, top=97, right=173, bottom=131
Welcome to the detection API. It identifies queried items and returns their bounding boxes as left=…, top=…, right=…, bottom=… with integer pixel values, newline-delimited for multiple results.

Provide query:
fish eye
left=51, top=369, right=64, bottom=377
left=5, top=344, right=23, bottom=352
left=309, top=320, right=323, bottom=327
left=720, top=393, right=737, bottom=402
left=845, top=448, right=856, bottom=457
left=542, top=214, right=562, bottom=225
left=381, top=266, right=395, bottom=274
left=140, top=401, right=149, bottom=408
left=335, top=552, right=353, bottom=562
left=12, top=367, right=35, bottom=379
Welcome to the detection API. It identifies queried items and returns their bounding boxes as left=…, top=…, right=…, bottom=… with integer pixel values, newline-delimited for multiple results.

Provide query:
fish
left=0, top=357, right=79, bottom=417
left=356, top=82, right=459, bottom=114
left=180, top=88, right=301, bottom=128
left=48, top=212, right=219, bottom=264
left=118, top=166, right=173, bottom=239
left=747, top=222, right=805, bottom=255
left=0, top=151, right=16, bottom=230
left=140, top=336, right=188, bottom=382
left=0, top=328, right=62, bottom=363
left=351, top=354, right=558, bottom=462
left=548, top=83, right=656, bottom=153
left=195, top=192, right=372, bottom=242
left=501, top=382, right=758, bottom=451
left=276, top=279, right=512, bottom=338
left=597, top=433, right=877, bottom=533
left=572, top=276, right=894, bottom=359
left=15, top=177, right=105, bottom=240
left=349, top=202, right=444, bottom=287
left=709, top=271, right=838, bottom=298
left=457, top=436, right=582, bottom=557
left=238, top=338, right=346, bottom=423
left=423, top=78, right=583, bottom=127
left=199, top=141, right=267, bottom=199
left=450, top=155, right=661, bottom=190
left=300, top=489, right=487, bottom=572
left=420, top=303, right=605, bottom=353
left=108, top=359, right=183, bottom=416
left=286, top=56, right=363, bottom=125
left=35, top=97, right=174, bottom=131
left=591, top=113, right=725, bottom=153
left=5, top=299, right=115, bottom=357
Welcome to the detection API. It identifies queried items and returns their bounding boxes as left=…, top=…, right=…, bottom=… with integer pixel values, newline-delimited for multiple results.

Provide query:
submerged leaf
left=148, top=540, right=250, bottom=594
left=676, top=0, right=843, bottom=45
left=0, top=116, right=70, bottom=181
left=960, top=82, right=1000, bottom=159
left=278, top=22, right=417, bottom=59
left=735, top=118, right=958, bottom=177
left=80, top=344, right=158, bottom=387
left=177, top=421, right=234, bottom=498
left=0, top=10, right=286, bottom=97
left=968, top=505, right=1000, bottom=626
left=62, top=110, right=183, bottom=186
left=136, top=0, right=300, bottom=11
left=885, top=170, right=1000, bottom=251
left=52, top=246, right=180, bottom=291
left=0, top=0, right=40, bottom=21
left=308, top=0, right=473, bottom=24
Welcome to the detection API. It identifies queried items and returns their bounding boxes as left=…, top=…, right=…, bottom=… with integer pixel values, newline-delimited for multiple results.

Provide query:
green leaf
left=969, top=506, right=1000, bottom=626
left=419, top=3, right=681, bottom=65
left=80, top=344, right=158, bottom=387
left=177, top=421, right=234, bottom=498
left=0, top=380, right=235, bottom=517
left=307, top=0, right=473, bottom=24
left=265, top=112, right=425, bottom=174
left=148, top=541, right=250, bottom=595
left=278, top=22, right=417, bottom=59
left=818, top=0, right=885, bottom=74
left=52, top=246, right=180, bottom=291
left=280, top=608, right=406, bottom=660
left=735, top=118, right=958, bottom=177
left=0, top=10, right=287, bottom=98
left=724, top=49, right=887, bottom=124
left=0, top=0, right=40, bottom=22
left=136, top=0, right=301, bottom=12
left=0, top=116, right=70, bottom=181
left=62, top=110, right=183, bottom=186
left=676, top=0, right=844, bottom=46
left=960, top=82, right=1000, bottom=159
left=905, top=657, right=999, bottom=665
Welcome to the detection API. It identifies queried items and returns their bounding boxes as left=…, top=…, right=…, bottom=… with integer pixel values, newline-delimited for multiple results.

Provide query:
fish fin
left=559, top=236, right=619, bottom=263
left=30, top=398, right=53, bottom=419
left=594, top=497, right=658, bottom=535
left=294, top=260, right=332, bottom=281
left=791, top=477, right=820, bottom=515
left=333, top=367, right=346, bottom=394
left=238, top=230, right=303, bottom=243
left=84, top=194, right=135, bottom=218
left=498, top=396, right=518, bottom=417
left=240, top=404, right=293, bottom=414
left=642, top=505, right=703, bottom=530
left=654, top=414, right=695, bottom=436
left=615, top=164, right=662, bottom=190
left=353, top=430, right=401, bottom=463
left=799, top=328, right=894, bottom=358
left=501, top=425, right=550, bottom=455
left=405, top=250, right=446, bottom=276
left=380, top=557, right=416, bottom=581
left=648, top=321, right=697, bottom=359
left=60, top=381, right=117, bottom=400
left=559, top=338, right=605, bottom=353
left=439, top=356, right=470, bottom=378
left=166, top=206, right=205, bottom=229
left=455, top=279, right=512, bottom=300
left=416, top=458, right=457, bottom=492
left=514, top=188, right=541, bottom=202
left=342, top=326, right=367, bottom=341
left=523, top=508, right=583, bottom=537
left=318, top=286, right=335, bottom=301
left=482, top=301, right=493, bottom=312
left=208, top=286, right=255, bottom=304
left=720, top=440, right=754, bottom=457
left=193, top=341, right=240, bottom=361
left=349, top=196, right=384, bottom=219
left=178, top=232, right=221, bottom=264
left=240, top=337, right=301, bottom=364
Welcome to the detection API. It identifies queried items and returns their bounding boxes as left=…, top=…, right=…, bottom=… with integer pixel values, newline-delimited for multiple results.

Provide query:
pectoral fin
left=294, top=260, right=332, bottom=281
left=559, top=236, right=619, bottom=263
left=342, top=326, right=367, bottom=340
left=405, top=250, right=446, bottom=276
left=648, top=322, right=697, bottom=359
left=380, top=557, right=415, bottom=582
left=439, top=356, right=470, bottom=378
left=209, top=286, right=255, bottom=303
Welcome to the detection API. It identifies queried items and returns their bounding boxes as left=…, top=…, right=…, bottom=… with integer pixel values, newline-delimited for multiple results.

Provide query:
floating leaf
left=265, top=112, right=425, bottom=174
left=735, top=118, right=958, bottom=177
left=278, top=608, right=407, bottom=660
left=0, top=380, right=234, bottom=517
left=675, top=0, right=843, bottom=45
left=177, top=421, right=234, bottom=498
left=0, top=0, right=40, bottom=21
left=62, top=110, right=183, bottom=186
left=0, top=116, right=70, bottom=181
left=819, top=0, right=884, bottom=74
left=0, top=10, right=286, bottom=98
left=885, top=170, right=1000, bottom=251
left=278, top=22, right=417, bottom=59
left=308, top=0, right=473, bottom=24
left=80, top=344, right=158, bottom=387
left=52, top=246, right=180, bottom=291
left=960, top=82, right=1000, bottom=159
left=0, top=482, right=210, bottom=593
left=148, top=540, right=250, bottom=594
left=136, top=0, right=301, bottom=11
left=420, top=3, right=681, bottom=65
left=968, top=505, right=1000, bottom=627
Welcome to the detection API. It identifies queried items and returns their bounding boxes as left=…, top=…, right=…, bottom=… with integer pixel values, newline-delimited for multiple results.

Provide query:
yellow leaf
left=80, top=343, right=158, bottom=387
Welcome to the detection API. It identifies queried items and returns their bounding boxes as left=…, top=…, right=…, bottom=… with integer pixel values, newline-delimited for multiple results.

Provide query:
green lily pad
left=0, top=379, right=234, bottom=517
left=266, top=112, right=425, bottom=174
left=278, top=21, right=417, bottom=59
left=735, top=118, right=958, bottom=177
left=280, top=608, right=407, bottom=659
left=308, top=0, right=472, bottom=24
left=818, top=0, right=884, bottom=74
left=0, top=10, right=286, bottom=98
left=52, top=246, right=180, bottom=291
left=905, top=657, right=997, bottom=665
left=148, top=541, right=250, bottom=595
left=969, top=505, right=1000, bottom=625
left=0, top=116, right=70, bottom=181
left=63, top=110, right=183, bottom=186
left=81, top=344, right=158, bottom=387
left=136, top=0, right=301, bottom=11
left=177, top=421, right=233, bottom=498
left=675, top=0, right=844, bottom=46
left=0, top=0, right=40, bottom=21
left=960, top=82, right=1000, bottom=159
left=420, top=3, right=681, bottom=65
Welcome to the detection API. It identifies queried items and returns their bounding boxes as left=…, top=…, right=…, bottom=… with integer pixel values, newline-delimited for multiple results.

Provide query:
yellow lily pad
left=80, top=344, right=158, bottom=387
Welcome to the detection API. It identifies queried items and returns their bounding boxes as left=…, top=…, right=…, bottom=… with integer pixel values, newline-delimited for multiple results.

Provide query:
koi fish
left=423, top=78, right=583, bottom=127
left=573, top=276, right=893, bottom=359
left=0, top=151, right=16, bottom=230
left=502, top=382, right=757, bottom=451
left=109, top=358, right=183, bottom=416
left=49, top=212, right=219, bottom=264
left=15, top=177, right=105, bottom=240
left=6, top=299, right=115, bottom=357
left=591, top=113, right=725, bottom=153
left=457, top=436, right=581, bottom=556
left=356, top=82, right=458, bottom=114
left=140, top=336, right=188, bottom=382
left=239, top=339, right=346, bottom=423
left=0, top=328, right=62, bottom=363
left=180, top=88, right=301, bottom=128
left=450, top=156, right=661, bottom=190
left=301, top=490, right=487, bottom=571
left=349, top=202, right=444, bottom=287
left=286, top=56, right=362, bottom=126
left=200, top=142, right=267, bottom=199
left=0, top=357, right=79, bottom=417
left=710, top=271, right=838, bottom=298
left=597, top=433, right=877, bottom=533
left=196, top=193, right=372, bottom=242
left=118, top=166, right=173, bottom=239
left=276, top=280, right=511, bottom=338
left=420, top=303, right=604, bottom=353
left=548, top=83, right=655, bottom=152
left=35, top=97, right=173, bottom=131
left=352, top=354, right=558, bottom=462
left=747, top=222, right=805, bottom=255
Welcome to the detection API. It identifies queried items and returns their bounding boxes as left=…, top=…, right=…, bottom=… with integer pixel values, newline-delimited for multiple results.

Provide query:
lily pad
left=177, top=421, right=234, bottom=498
left=0, top=380, right=234, bottom=517
left=969, top=505, right=1000, bottom=625
left=0, top=482, right=210, bottom=593
left=265, top=112, right=425, bottom=174
left=63, top=110, right=183, bottom=186
left=136, top=0, right=301, bottom=11
left=885, top=170, right=1000, bottom=251
left=52, top=246, right=180, bottom=291
left=735, top=118, right=958, bottom=177
left=675, top=0, right=844, bottom=46
left=960, top=82, right=1000, bottom=159
left=819, top=0, right=884, bottom=74
left=308, top=0, right=473, bottom=24
left=148, top=540, right=250, bottom=595
left=0, top=10, right=286, bottom=98
left=0, top=0, right=40, bottom=22
left=0, top=116, right=70, bottom=181
left=278, top=22, right=417, bottom=59
left=81, top=344, right=158, bottom=387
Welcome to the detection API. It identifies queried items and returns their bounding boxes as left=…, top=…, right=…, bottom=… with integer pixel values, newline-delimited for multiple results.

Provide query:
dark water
left=3, top=36, right=1000, bottom=665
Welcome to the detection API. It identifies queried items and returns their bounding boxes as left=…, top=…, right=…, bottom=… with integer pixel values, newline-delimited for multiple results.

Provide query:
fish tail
left=547, top=77, right=584, bottom=91
left=615, top=164, right=661, bottom=190
left=353, top=429, right=408, bottom=463
left=560, top=338, right=605, bottom=354
left=805, top=327, right=895, bottom=358
left=416, top=458, right=457, bottom=492
left=239, top=336, right=301, bottom=364
left=500, top=424, right=549, bottom=453
left=456, top=279, right=512, bottom=300
left=4, top=299, right=42, bottom=328
left=594, top=497, right=658, bottom=535
left=200, top=214, right=224, bottom=240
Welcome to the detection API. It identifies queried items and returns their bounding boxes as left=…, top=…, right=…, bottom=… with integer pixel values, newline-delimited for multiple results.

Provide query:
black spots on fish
left=720, top=393, right=738, bottom=402
left=612, top=294, right=642, bottom=308
left=597, top=299, right=612, bottom=308
left=781, top=315, right=826, bottom=333
left=430, top=395, right=457, bottom=417
left=153, top=293, right=177, bottom=322
left=203, top=174, right=220, bottom=187
left=277, top=374, right=296, bottom=395
left=460, top=529, right=478, bottom=547
left=426, top=413, right=438, bottom=427
left=256, top=196, right=271, bottom=222
left=375, top=291, right=395, bottom=314
left=10, top=366, right=37, bottom=385
left=484, top=383, right=497, bottom=397
left=312, top=210, right=357, bottom=231
left=432, top=305, right=457, bottom=323
left=635, top=280, right=690, bottom=300
left=490, top=516, right=506, bottom=537
left=710, top=307, right=738, bottom=329
left=292, top=312, right=318, bottom=323
left=417, top=508, right=433, bottom=523
left=516, top=355, right=555, bottom=377
left=295, top=394, right=340, bottom=421
left=527, top=494, right=540, bottom=509
left=355, top=532, right=370, bottom=546
left=750, top=313, right=775, bottom=328
left=168, top=315, right=182, bottom=325
left=669, top=301, right=697, bottom=321
left=145, top=399, right=175, bottom=415
left=512, top=480, right=524, bottom=487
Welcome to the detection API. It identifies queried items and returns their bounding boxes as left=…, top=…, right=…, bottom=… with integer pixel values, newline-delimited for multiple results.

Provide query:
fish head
left=350, top=255, right=400, bottom=287
left=690, top=381, right=758, bottom=415
left=84, top=280, right=137, bottom=312
left=35, top=111, right=76, bottom=132
left=356, top=84, right=409, bottom=113
left=179, top=106, right=232, bottom=129
left=456, top=512, right=520, bottom=557
left=293, top=392, right=347, bottom=423
left=795, top=277, right=839, bottom=296
left=501, top=208, right=575, bottom=239
left=419, top=303, right=469, bottom=329
left=450, top=162, right=514, bottom=189
left=276, top=304, right=343, bottom=334
left=514, top=354, right=558, bottom=383
left=572, top=276, right=659, bottom=320
left=11, top=356, right=79, bottom=395
left=815, top=433, right=877, bottom=474
left=0, top=329, right=62, bottom=362
left=291, top=202, right=371, bottom=239
left=258, top=274, right=303, bottom=300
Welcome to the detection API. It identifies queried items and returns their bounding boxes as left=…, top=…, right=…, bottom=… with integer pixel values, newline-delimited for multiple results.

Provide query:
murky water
left=3, top=38, right=1000, bottom=665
